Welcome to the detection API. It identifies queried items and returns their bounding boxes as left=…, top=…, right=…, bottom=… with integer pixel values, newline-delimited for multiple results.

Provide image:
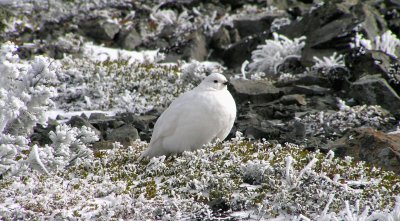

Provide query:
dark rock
left=252, top=103, right=300, bottom=120
left=306, top=94, right=338, bottom=111
left=186, top=31, right=208, bottom=61
left=346, top=49, right=400, bottom=95
left=119, top=113, right=158, bottom=131
left=92, top=140, right=117, bottom=150
left=210, top=26, right=240, bottom=50
left=378, top=1, right=400, bottom=37
left=210, top=27, right=232, bottom=50
left=279, top=1, right=386, bottom=66
left=219, top=0, right=249, bottom=9
left=244, top=125, right=281, bottom=140
left=30, top=120, right=59, bottom=145
left=210, top=26, right=241, bottom=60
left=106, top=124, right=139, bottom=144
left=233, top=12, right=284, bottom=38
left=163, top=30, right=208, bottom=62
left=346, top=49, right=397, bottom=80
left=118, top=113, right=158, bottom=141
left=291, top=120, right=306, bottom=138
left=350, top=75, right=400, bottom=115
left=89, top=113, right=107, bottom=121
left=222, top=32, right=270, bottom=70
left=276, top=57, right=306, bottom=74
left=89, top=115, right=125, bottom=138
left=325, top=66, right=352, bottom=91
left=290, top=85, right=330, bottom=96
left=329, top=127, right=400, bottom=174
left=66, top=116, right=103, bottom=138
left=117, top=27, right=142, bottom=50
left=80, top=18, right=120, bottom=41
left=230, top=79, right=285, bottom=104
left=275, top=73, right=331, bottom=88
left=275, top=94, right=307, bottom=106
left=236, top=112, right=282, bottom=140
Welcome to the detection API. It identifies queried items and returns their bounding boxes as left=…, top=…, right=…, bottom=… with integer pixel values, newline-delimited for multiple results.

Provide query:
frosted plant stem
left=241, top=60, right=249, bottom=79
left=345, top=201, right=354, bottom=221
left=322, top=194, right=335, bottom=216
left=295, top=157, right=318, bottom=185
left=28, top=145, right=50, bottom=175
left=285, top=156, right=293, bottom=186
left=296, top=214, right=311, bottom=221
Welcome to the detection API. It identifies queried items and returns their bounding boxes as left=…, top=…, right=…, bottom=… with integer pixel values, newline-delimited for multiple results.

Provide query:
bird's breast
left=201, top=90, right=236, bottom=120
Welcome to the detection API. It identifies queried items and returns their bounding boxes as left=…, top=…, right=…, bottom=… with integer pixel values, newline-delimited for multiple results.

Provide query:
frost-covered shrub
left=1, top=0, right=131, bottom=37
left=56, top=58, right=222, bottom=114
left=0, top=124, right=98, bottom=178
left=0, top=134, right=30, bottom=177
left=0, top=42, right=61, bottom=177
left=312, top=52, right=345, bottom=73
left=388, top=63, right=400, bottom=85
left=249, top=33, right=306, bottom=74
left=149, top=8, right=198, bottom=37
left=351, top=30, right=400, bottom=58
left=0, top=42, right=59, bottom=136
left=180, top=60, right=225, bottom=85
left=146, top=6, right=233, bottom=41
left=0, top=43, right=100, bottom=178
left=300, top=101, right=395, bottom=139
left=1, top=133, right=399, bottom=220
left=240, top=159, right=271, bottom=184
left=44, top=124, right=98, bottom=170
left=270, top=17, right=291, bottom=32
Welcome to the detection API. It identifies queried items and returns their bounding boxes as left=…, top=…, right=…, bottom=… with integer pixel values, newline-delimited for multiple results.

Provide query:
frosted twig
left=295, top=157, right=318, bottom=184
left=285, top=155, right=293, bottom=185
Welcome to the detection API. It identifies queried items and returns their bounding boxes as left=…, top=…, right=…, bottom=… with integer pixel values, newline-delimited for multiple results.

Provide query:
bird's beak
left=223, top=81, right=230, bottom=86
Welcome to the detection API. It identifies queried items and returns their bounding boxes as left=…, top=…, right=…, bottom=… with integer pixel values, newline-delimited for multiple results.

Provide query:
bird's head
left=199, top=73, right=230, bottom=91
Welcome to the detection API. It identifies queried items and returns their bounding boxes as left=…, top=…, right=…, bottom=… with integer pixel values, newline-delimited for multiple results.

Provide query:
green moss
left=145, top=179, right=157, bottom=199
left=73, top=210, right=81, bottom=217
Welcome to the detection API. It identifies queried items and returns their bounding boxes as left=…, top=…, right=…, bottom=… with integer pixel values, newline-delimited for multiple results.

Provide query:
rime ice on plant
left=56, top=59, right=223, bottom=114
left=313, top=52, right=345, bottom=72
left=248, top=33, right=306, bottom=74
left=0, top=43, right=59, bottom=177
left=270, top=17, right=291, bottom=32
left=0, top=43, right=98, bottom=178
left=1, top=133, right=400, bottom=220
left=351, top=30, right=400, bottom=58
left=300, top=104, right=395, bottom=139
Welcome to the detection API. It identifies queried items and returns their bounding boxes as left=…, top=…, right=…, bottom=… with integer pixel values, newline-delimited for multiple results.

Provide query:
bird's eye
left=213, top=80, right=218, bottom=83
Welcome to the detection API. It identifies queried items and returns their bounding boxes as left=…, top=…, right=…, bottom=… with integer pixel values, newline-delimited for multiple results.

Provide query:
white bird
left=139, top=73, right=236, bottom=159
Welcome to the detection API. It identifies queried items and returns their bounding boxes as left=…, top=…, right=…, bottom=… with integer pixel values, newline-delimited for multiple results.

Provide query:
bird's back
left=140, top=88, right=235, bottom=159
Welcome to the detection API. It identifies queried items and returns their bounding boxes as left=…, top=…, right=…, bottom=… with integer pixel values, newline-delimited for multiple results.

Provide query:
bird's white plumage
left=139, top=73, right=236, bottom=159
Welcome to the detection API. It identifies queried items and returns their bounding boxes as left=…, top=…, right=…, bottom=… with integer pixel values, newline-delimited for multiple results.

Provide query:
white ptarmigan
left=139, top=73, right=236, bottom=159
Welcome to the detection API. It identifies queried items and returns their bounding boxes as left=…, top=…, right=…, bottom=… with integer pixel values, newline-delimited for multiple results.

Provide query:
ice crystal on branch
left=0, top=43, right=59, bottom=136
left=313, top=52, right=345, bottom=70
left=249, top=33, right=306, bottom=74
left=351, top=30, right=400, bottom=58
left=2, top=135, right=399, bottom=220
left=0, top=43, right=98, bottom=178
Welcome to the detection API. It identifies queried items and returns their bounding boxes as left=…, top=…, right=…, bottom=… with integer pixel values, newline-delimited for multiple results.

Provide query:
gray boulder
left=106, top=124, right=140, bottom=144
left=117, top=27, right=142, bottom=50
left=350, top=75, right=400, bottom=116
left=230, top=79, right=285, bottom=104
left=80, top=18, right=120, bottom=41
left=329, top=127, right=400, bottom=174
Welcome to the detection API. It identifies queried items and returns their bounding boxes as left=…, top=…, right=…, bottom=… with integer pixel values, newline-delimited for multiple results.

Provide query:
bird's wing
left=149, top=90, right=196, bottom=147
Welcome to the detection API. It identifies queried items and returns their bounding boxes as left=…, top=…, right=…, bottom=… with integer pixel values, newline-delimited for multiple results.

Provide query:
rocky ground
left=3, top=0, right=399, bottom=174
left=1, top=0, right=400, bottom=219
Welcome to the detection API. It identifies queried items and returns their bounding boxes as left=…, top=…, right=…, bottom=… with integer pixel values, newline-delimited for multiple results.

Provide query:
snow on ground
left=45, top=110, right=116, bottom=122
left=83, top=43, right=164, bottom=64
